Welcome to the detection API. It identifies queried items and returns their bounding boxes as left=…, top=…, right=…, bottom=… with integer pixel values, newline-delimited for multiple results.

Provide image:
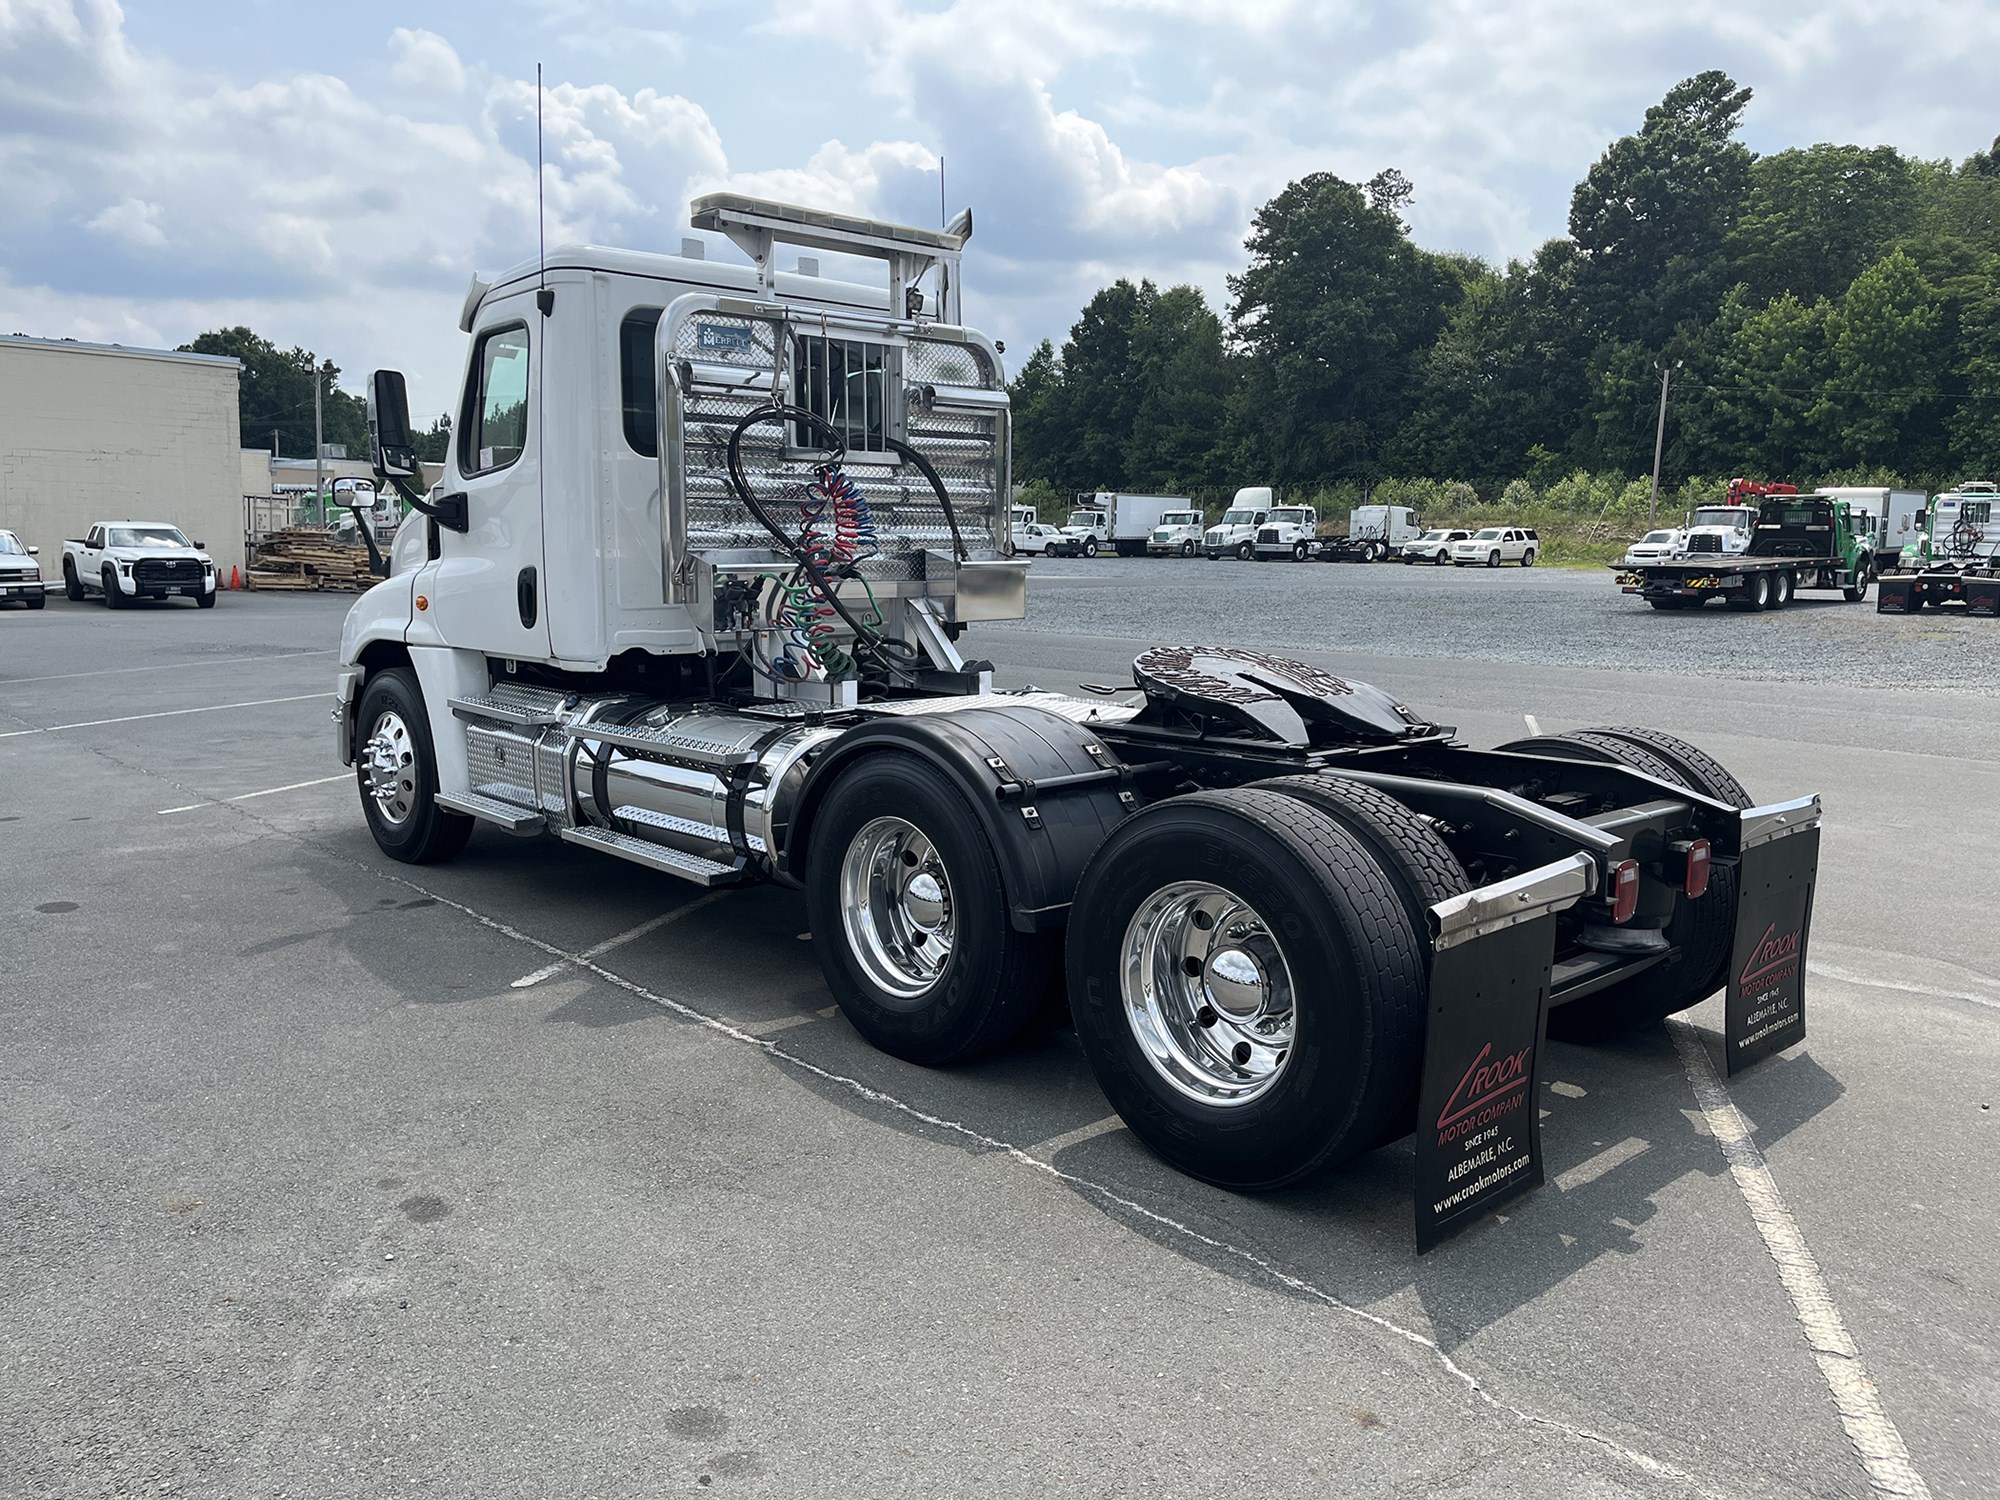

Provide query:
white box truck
left=1063, top=493, right=1185, bottom=557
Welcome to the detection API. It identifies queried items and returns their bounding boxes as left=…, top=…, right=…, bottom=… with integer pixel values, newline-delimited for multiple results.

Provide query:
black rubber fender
left=783, top=705, right=1136, bottom=931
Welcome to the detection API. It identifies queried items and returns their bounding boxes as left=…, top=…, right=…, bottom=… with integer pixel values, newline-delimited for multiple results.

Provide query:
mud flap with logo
left=1725, top=796, right=1822, bottom=1076
left=1417, top=854, right=1593, bottom=1253
left=1876, top=574, right=1915, bottom=613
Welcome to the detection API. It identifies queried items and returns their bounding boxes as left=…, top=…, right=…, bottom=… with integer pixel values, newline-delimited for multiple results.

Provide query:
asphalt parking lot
left=4, top=569, right=1996, bottom=1499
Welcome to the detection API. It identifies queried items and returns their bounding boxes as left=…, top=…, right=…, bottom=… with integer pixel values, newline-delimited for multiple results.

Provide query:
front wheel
left=1082, top=538, right=1098, bottom=558
left=196, top=586, right=217, bottom=609
left=354, top=668, right=474, bottom=864
left=26, top=590, right=45, bottom=610
left=1292, top=541, right=1309, bottom=561
left=1485, top=550, right=1500, bottom=568
left=1044, top=543, right=1057, bottom=557
left=1066, top=789, right=1426, bottom=1189
left=1235, top=541, right=1254, bottom=561
left=101, top=568, right=125, bottom=608
left=1844, top=560, right=1873, bottom=603
left=1180, top=540, right=1195, bottom=558
left=807, top=754, right=1059, bottom=1065
left=63, top=559, right=85, bottom=601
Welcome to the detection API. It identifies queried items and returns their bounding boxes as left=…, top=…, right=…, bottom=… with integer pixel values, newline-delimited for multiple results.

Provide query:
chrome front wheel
left=1121, top=880, right=1296, bottom=1107
left=839, top=815, right=957, bottom=1005
left=362, top=708, right=419, bottom=827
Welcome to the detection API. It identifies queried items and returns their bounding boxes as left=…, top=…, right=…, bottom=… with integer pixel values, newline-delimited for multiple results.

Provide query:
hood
left=102, top=543, right=211, bottom=562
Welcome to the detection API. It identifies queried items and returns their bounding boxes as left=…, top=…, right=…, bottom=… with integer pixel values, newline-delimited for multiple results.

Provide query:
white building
left=0, top=335, right=245, bottom=577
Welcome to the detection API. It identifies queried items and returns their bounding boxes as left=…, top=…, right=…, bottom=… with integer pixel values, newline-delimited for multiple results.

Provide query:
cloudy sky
left=3, top=0, right=1996, bottom=420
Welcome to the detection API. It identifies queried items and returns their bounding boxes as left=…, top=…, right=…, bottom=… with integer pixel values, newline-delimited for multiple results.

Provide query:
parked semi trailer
left=1877, top=480, right=2000, bottom=615
left=336, top=195, right=1822, bottom=1248
left=1615, top=494, right=1872, bottom=611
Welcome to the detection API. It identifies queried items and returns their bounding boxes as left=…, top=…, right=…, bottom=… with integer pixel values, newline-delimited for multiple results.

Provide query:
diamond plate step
left=558, top=826, right=748, bottom=886
left=449, top=693, right=560, bottom=728
left=564, top=722, right=758, bottom=766
left=437, top=790, right=543, bottom=833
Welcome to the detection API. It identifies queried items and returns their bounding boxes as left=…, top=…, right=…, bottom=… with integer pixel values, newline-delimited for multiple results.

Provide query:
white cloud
left=84, top=195, right=164, bottom=248
left=388, top=28, right=465, bottom=95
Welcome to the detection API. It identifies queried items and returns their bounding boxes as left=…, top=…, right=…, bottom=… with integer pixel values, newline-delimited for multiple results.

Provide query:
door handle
left=517, top=566, right=538, bottom=629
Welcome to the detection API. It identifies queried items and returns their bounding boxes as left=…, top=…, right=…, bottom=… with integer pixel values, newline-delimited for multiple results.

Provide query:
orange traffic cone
left=230, top=565, right=241, bottom=591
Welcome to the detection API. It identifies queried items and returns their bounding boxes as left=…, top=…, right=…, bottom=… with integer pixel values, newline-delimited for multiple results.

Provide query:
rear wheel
left=1728, top=572, right=1772, bottom=611
left=1772, top=570, right=1795, bottom=608
left=808, top=754, right=1060, bottom=1066
left=1066, top=789, right=1426, bottom=1189
left=355, top=668, right=475, bottom=865
left=63, top=559, right=84, bottom=601
left=1494, top=727, right=1748, bottom=1039
left=1522, top=548, right=1537, bottom=568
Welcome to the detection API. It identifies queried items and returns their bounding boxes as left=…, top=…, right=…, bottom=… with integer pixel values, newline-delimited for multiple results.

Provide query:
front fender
left=339, top=573, right=416, bottom=667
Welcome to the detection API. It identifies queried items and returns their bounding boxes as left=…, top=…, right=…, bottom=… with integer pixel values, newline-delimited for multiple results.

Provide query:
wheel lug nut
left=1231, top=1042, right=1252, bottom=1066
left=1196, top=1006, right=1218, bottom=1028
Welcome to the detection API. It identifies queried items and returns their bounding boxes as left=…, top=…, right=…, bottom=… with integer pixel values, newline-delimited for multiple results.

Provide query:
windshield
left=1472, top=528, right=1502, bottom=541
left=1164, top=513, right=1200, bottom=526
left=1220, top=509, right=1255, bottom=525
left=1066, top=512, right=1102, bottom=527
left=0, top=531, right=24, bottom=555
left=1268, top=509, right=1311, bottom=525
left=1641, top=530, right=1674, bottom=544
left=1691, top=508, right=1748, bottom=529
left=107, top=525, right=192, bottom=549
left=1416, top=531, right=1447, bottom=542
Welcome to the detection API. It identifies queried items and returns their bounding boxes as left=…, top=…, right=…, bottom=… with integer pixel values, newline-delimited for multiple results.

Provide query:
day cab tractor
left=1877, top=480, right=2000, bottom=616
left=1615, top=494, right=1872, bottom=612
left=335, top=194, right=1823, bottom=1249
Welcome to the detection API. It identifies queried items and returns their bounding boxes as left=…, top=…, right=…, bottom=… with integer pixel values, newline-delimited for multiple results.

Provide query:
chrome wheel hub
left=362, top=708, right=419, bottom=827
left=1121, top=881, right=1296, bottom=1106
left=839, top=816, right=956, bottom=1004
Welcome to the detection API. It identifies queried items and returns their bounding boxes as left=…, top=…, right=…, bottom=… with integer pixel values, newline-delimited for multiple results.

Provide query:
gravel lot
left=996, top=555, right=2000, bottom=696
left=3, top=584, right=1996, bottom=1499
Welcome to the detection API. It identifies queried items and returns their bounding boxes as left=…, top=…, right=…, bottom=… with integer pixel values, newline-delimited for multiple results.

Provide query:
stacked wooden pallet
left=248, top=528, right=375, bottom=592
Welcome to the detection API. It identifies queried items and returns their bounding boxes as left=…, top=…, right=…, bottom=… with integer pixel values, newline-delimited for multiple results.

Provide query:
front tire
left=1486, top=550, right=1501, bottom=568
left=101, top=568, right=124, bottom=608
left=1082, top=537, right=1099, bottom=558
left=1292, top=541, right=1309, bottom=561
left=355, top=668, right=474, bottom=864
left=1180, top=540, right=1195, bottom=558
left=196, top=586, right=217, bottom=609
left=1844, top=560, right=1873, bottom=603
left=1236, top=541, right=1254, bottom=561
left=1066, top=789, right=1426, bottom=1190
left=807, top=754, right=1059, bottom=1066
left=26, top=590, right=46, bottom=610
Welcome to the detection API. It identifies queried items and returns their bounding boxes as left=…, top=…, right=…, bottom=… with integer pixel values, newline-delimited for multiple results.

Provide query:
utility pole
left=313, top=358, right=325, bottom=524
left=1648, top=359, right=1681, bottom=528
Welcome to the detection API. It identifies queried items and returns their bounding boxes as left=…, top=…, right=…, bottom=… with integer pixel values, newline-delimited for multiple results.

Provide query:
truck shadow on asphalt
left=319, top=829, right=1848, bottom=1350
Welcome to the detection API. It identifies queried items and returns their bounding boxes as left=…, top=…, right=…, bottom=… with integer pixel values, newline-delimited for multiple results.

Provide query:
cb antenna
left=536, top=63, right=553, bottom=316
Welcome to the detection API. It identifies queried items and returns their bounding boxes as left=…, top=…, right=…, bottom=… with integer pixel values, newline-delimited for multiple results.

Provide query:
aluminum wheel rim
left=1120, top=881, right=1296, bottom=1107
left=362, top=708, right=419, bottom=827
left=839, top=816, right=956, bottom=1005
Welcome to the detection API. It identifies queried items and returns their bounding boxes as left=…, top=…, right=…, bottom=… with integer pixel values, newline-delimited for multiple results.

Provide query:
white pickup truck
left=62, top=521, right=217, bottom=607
left=1, top=529, right=46, bottom=609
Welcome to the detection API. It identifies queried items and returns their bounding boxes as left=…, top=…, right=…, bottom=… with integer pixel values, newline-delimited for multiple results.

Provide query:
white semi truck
left=1063, top=493, right=1184, bottom=557
left=335, top=194, right=1823, bottom=1244
left=1202, top=488, right=1273, bottom=559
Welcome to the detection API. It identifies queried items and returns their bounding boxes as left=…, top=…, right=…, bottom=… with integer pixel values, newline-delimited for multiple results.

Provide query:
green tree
left=1946, top=272, right=2000, bottom=474
left=1569, top=71, right=1754, bottom=348
left=1810, top=249, right=1943, bottom=470
left=1060, top=279, right=1155, bottom=489
left=1729, top=144, right=1915, bottom=304
left=179, top=327, right=370, bottom=458
left=1006, top=339, right=1070, bottom=489
left=410, top=414, right=453, bottom=465
left=1229, top=171, right=1463, bottom=484
left=1689, top=288, right=1832, bottom=476
left=1123, top=285, right=1232, bottom=488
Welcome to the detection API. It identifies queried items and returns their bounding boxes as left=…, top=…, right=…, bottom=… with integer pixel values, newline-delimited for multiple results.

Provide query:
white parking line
left=1669, top=1019, right=1932, bottom=1499
left=157, top=774, right=352, bottom=816
left=6, top=649, right=334, bottom=686
left=0, top=692, right=329, bottom=740
left=1808, top=960, right=2000, bottom=1014
left=508, top=890, right=733, bottom=988
left=1523, top=713, right=1542, bottom=737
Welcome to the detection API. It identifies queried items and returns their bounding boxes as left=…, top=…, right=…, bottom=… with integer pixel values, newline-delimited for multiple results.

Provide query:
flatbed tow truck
left=336, top=195, right=1823, bottom=1250
left=1613, top=493, right=1872, bottom=611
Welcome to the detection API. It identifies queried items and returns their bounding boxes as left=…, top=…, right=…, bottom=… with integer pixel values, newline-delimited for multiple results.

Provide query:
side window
left=86, top=526, right=102, bottom=548
left=1965, top=501, right=1992, bottom=525
left=620, top=307, right=663, bottom=457
left=459, top=324, right=531, bottom=476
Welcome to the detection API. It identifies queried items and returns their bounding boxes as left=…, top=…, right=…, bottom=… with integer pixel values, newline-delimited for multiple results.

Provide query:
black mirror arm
left=343, top=504, right=390, bottom=578
left=386, top=473, right=468, bottom=534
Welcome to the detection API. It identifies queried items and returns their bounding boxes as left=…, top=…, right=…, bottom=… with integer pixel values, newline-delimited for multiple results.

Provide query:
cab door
left=430, top=295, right=550, bottom=659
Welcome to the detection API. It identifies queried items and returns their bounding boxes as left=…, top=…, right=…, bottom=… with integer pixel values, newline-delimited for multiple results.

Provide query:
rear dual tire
left=1065, top=787, right=1429, bottom=1189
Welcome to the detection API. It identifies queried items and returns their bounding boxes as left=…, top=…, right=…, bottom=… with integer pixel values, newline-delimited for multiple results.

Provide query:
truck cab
left=1146, top=509, right=1207, bottom=557
left=1682, top=505, right=1758, bottom=556
left=1202, top=487, right=1272, bottom=559
left=1252, top=505, right=1319, bottom=561
left=1061, top=504, right=1108, bottom=555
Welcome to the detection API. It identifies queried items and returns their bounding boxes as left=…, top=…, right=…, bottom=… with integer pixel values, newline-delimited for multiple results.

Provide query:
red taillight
left=1683, top=838, right=1711, bottom=899
left=1609, top=859, right=1640, bottom=924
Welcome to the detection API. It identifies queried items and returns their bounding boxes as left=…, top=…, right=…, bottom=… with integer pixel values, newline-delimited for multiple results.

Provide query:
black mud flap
left=1416, top=854, right=1594, bottom=1253
left=1876, top=574, right=1915, bottom=613
left=1966, top=576, right=2000, bottom=617
left=1725, top=796, right=1821, bottom=1075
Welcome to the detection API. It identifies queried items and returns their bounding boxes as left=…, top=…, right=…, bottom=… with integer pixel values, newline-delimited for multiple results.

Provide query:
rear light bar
left=1609, top=859, right=1640, bottom=924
